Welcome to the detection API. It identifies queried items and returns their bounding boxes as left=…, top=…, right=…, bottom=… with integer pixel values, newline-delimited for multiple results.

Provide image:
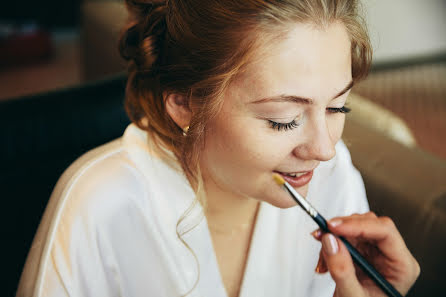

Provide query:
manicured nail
left=315, top=256, right=322, bottom=273
left=311, top=229, right=322, bottom=239
left=322, top=234, right=339, bottom=255
left=328, top=219, right=342, bottom=228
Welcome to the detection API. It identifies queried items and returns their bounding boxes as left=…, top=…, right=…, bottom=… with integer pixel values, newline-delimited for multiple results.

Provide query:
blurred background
left=1, top=0, right=445, bottom=157
left=1, top=0, right=445, bottom=296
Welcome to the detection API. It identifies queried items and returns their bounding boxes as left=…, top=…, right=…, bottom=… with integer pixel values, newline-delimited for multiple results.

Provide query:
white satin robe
left=17, top=123, right=369, bottom=297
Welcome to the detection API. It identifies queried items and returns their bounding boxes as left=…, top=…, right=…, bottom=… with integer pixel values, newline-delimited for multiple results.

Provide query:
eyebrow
left=250, top=80, right=354, bottom=105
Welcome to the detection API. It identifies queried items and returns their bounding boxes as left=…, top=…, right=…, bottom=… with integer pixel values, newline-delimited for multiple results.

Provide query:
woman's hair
left=119, top=0, right=372, bottom=294
left=119, top=0, right=372, bottom=191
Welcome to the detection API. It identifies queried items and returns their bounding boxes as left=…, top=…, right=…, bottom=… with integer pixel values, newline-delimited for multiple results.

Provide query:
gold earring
left=182, top=125, right=189, bottom=136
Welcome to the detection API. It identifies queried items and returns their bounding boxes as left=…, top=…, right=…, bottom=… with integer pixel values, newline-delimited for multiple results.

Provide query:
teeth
left=283, top=172, right=306, bottom=177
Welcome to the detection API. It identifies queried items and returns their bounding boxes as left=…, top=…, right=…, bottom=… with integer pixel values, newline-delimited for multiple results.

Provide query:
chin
left=260, top=183, right=310, bottom=209
left=270, top=198, right=299, bottom=209
left=296, top=185, right=309, bottom=198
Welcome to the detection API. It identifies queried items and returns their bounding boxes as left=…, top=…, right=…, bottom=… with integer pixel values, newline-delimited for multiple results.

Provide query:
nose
left=293, top=115, right=337, bottom=162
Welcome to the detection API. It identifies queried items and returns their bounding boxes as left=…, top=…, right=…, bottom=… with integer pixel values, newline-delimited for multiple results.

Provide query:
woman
left=17, top=0, right=419, bottom=296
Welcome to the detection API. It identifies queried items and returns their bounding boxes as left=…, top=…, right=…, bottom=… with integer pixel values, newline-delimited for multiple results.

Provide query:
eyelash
left=268, top=106, right=351, bottom=131
left=326, top=106, right=351, bottom=113
left=268, top=119, right=300, bottom=131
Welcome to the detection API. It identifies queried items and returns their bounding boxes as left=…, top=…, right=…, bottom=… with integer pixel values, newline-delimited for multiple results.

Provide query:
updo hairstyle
left=118, top=0, right=372, bottom=194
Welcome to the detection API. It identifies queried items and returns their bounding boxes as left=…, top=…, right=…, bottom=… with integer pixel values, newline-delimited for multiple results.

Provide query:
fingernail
left=310, top=229, right=322, bottom=239
left=315, top=257, right=323, bottom=273
left=328, top=219, right=342, bottom=228
left=322, top=234, right=338, bottom=255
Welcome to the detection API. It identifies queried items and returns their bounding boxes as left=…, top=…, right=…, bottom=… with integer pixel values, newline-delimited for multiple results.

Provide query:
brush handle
left=281, top=182, right=403, bottom=296
left=314, top=214, right=403, bottom=297
left=339, top=236, right=403, bottom=297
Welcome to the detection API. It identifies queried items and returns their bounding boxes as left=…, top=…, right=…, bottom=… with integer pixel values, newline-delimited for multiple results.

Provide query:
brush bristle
left=272, top=173, right=285, bottom=186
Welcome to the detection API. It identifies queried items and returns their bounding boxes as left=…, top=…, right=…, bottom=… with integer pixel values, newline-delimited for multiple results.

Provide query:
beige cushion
left=347, top=92, right=416, bottom=147
left=343, top=114, right=446, bottom=296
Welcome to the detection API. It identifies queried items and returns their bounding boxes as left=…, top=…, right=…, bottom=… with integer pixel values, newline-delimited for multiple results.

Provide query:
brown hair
left=119, top=0, right=372, bottom=294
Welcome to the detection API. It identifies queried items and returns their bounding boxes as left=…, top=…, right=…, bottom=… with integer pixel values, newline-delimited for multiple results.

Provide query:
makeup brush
left=272, top=173, right=402, bottom=297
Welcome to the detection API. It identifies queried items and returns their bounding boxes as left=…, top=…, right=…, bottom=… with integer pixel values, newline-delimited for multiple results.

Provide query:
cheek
left=203, top=115, right=273, bottom=172
left=200, top=113, right=286, bottom=191
left=328, top=114, right=346, bottom=142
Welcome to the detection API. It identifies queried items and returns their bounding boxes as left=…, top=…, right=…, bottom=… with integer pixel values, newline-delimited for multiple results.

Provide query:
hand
left=311, top=212, right=420, bottom=297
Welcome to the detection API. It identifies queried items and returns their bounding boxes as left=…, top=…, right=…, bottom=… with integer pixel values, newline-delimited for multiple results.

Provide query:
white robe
left=17, top=123, right=369, bottom=297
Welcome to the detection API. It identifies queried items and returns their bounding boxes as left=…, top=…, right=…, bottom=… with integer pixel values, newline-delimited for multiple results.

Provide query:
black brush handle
left=313, top=214, right=403, bottom=297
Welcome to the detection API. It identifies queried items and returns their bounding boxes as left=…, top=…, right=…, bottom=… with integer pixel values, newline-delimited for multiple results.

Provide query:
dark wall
left=1, top=0, right=81, bottom=27
left=1, top=74, right=129, bottom=296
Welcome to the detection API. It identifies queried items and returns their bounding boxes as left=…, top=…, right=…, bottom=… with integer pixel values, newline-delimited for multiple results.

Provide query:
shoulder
left=19, top=138, right=153, bottom=297
left=53, top=138, right=149, bottom=223
left=20, top=125, right=196, bottom=297
left=48, top=123, right=194, bottom=239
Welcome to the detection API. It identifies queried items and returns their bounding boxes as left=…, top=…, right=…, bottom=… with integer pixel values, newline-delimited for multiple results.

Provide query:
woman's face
left=200, top=22, right=353, bottom=208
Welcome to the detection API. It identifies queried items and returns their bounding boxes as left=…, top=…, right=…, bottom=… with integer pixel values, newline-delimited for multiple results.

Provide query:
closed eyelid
left=260, top=112, right=302, bottom=121
left=268, top=117, right=302, bottom=131
left=253, top=111, right=301, bottom=120
left=266, top=115, right=301, bottom=120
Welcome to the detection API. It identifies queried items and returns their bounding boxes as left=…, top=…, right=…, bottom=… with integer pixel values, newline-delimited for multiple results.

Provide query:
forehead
left=228, top=22, right=352, bottom=104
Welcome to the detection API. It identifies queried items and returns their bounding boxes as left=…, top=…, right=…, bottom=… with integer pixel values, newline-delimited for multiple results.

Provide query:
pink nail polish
left=322, top=234, right=339, bottom=255
left=329, top=219, right=342, bottom=227
left=311, top=229, right=322, bottom=238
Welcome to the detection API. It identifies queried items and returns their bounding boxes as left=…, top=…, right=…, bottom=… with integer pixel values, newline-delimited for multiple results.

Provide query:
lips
left=274, top=170, right=314, bottom=188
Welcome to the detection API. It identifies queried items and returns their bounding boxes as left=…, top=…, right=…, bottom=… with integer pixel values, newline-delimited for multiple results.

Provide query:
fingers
left=315, top=248, right=328, bottom=274
left=321, top=233, right=365, bottom=297
left=311, top=212, right=420, bottom=296
left=327, top=212, right=407, bottom=259
left=311, top=212, right=407, bottom=258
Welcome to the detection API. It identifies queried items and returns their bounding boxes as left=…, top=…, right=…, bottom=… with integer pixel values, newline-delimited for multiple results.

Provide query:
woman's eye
left=268, top=119, right=300, bottom=131
left=267, top=106, right=349, bottom=131
left=326, top=106, right=351, bottom=113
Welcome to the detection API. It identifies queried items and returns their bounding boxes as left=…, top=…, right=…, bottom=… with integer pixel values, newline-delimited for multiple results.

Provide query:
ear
left=164, top=92, right=192, bottom=130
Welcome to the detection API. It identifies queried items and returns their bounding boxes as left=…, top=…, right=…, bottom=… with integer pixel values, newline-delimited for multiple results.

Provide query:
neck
left=203, top=175, right=260, bottom=235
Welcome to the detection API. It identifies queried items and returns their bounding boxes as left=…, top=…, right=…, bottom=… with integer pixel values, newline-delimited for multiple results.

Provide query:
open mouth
left=280, top=172, right=308, bottom=178
left=274, top=170, right=314, bottom=188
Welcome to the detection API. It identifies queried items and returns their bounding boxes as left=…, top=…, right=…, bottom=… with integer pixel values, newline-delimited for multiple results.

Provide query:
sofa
left=1, top=75, right=130, bottom=297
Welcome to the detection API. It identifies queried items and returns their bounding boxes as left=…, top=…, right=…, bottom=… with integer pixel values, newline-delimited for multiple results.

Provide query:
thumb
left=321, top=233, right=364, bottom=297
